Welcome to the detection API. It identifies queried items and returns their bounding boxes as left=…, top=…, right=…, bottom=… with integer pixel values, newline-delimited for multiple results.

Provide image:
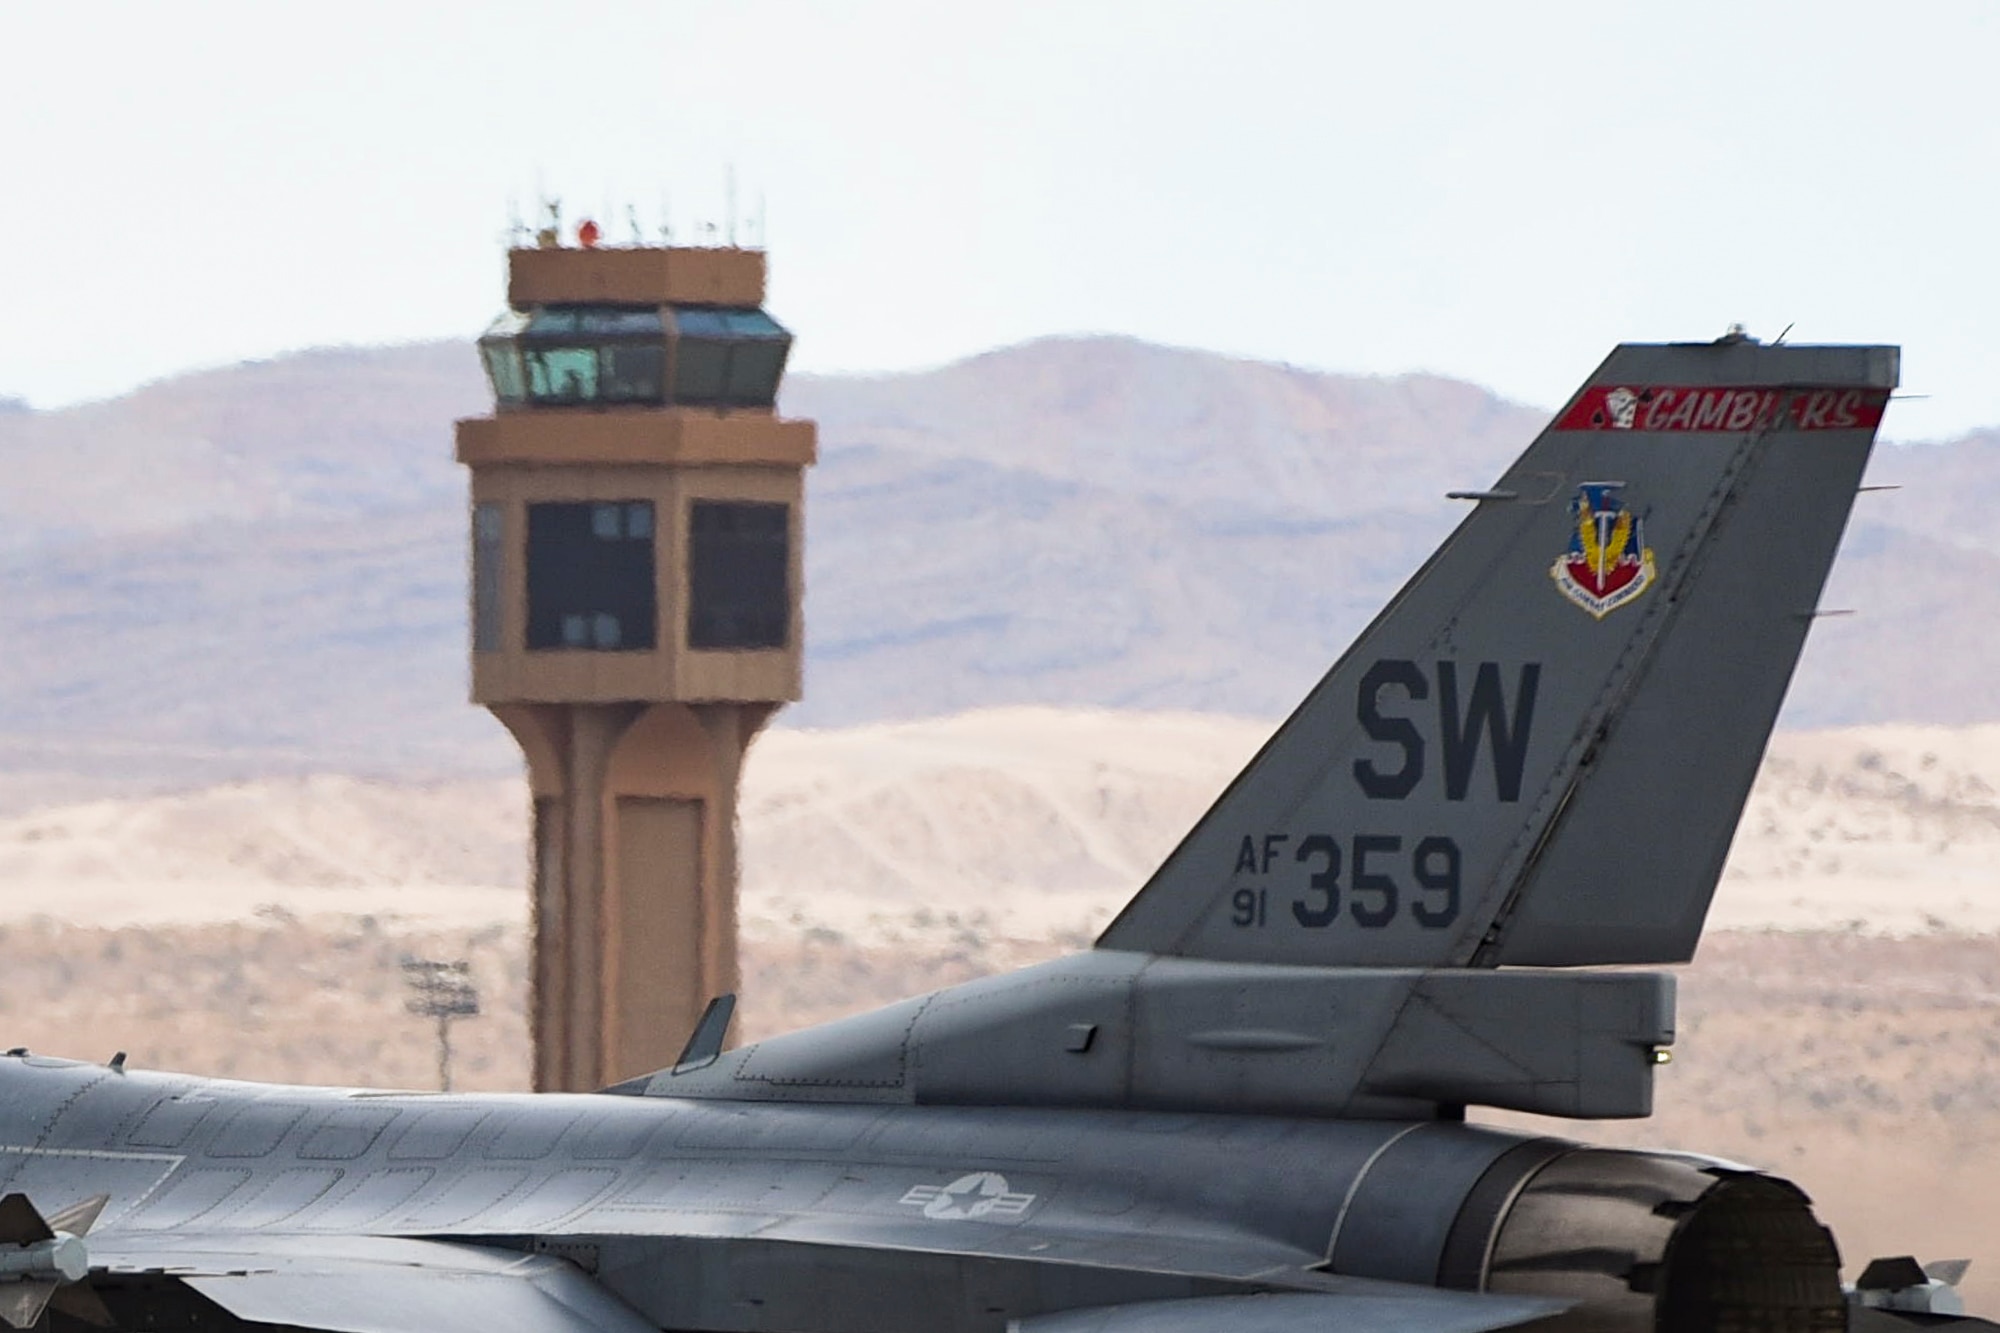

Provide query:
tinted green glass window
left=721, top=309, right=786, bottom=339
left=524, top=308, right=580, bottom=337
left=675, top=339, right=729, bottom=404
left=479, top=311, right=530, bottom=406
left=674, top=309, right=731, bottom=338
left=600, top=344, right=664, bottom=403
left=723, top=341, right=788, bottom=407
left=526, top=306, right=665, bottom=338
left=524, top=347, right=600, bottom=403
left=578, top=308, right=664, bottom=336
left=670, top=307, right=789, bottom=407
left=480, top=343, right=527, bottom=405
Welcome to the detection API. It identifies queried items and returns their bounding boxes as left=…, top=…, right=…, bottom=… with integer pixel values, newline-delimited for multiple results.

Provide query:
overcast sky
left=3, top=1, right=1995, bottom=438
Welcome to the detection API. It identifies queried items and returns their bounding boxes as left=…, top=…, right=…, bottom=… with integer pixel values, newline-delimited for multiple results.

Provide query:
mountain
left=1, top=336, right=1996, bottom=792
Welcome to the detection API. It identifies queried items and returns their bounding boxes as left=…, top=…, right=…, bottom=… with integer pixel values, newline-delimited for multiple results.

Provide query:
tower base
left=493, top=701, right=773, bottom=1092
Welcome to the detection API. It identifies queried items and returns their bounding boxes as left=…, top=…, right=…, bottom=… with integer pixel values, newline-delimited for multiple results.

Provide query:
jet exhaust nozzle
left=1462, top=1148, right=1847, bottom=1333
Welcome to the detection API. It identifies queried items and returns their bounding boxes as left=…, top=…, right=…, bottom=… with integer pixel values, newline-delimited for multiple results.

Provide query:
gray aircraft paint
left=0, top=340, right=1950, bottom=1333
left=644, top=951, right=1674, bottom=1120
left=0, top=1056, right=1615, bottom=1333
left=1097, top=342, right=1898, bottom=968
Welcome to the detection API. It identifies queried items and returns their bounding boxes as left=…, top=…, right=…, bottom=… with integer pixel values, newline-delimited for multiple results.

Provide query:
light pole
left=399, top=958, right=481, bottom=1091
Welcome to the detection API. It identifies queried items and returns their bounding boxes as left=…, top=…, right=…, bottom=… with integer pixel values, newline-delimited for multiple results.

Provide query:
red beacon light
left=577, top=218, right=601, bottom=249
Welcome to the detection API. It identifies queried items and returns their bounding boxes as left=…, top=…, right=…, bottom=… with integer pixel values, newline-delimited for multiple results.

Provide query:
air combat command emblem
left=1552, top=483, right=1656, bottom=619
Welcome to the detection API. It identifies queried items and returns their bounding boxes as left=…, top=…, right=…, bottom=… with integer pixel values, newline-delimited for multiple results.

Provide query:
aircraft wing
left=1020, top=1291, right=1566, bottom=1333
left=83, top=1231, right=1567, bottom=1333
left=88, top=1234, right=656, bottom=1333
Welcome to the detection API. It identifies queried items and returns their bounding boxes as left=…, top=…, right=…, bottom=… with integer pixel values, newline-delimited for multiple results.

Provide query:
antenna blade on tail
left=673, top=994, right=737, bottom=1072
left=1097, top=340, right=1898, bottom=968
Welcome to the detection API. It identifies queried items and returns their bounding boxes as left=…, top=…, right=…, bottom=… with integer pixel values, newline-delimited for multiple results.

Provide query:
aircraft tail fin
left=1097, top=339, right=1898, bottom=968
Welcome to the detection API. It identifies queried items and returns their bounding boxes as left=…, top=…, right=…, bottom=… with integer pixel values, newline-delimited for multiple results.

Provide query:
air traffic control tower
left=457, top=233, right=812, bottom=1092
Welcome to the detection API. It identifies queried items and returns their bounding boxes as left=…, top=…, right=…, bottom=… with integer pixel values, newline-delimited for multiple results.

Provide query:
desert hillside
left=5, top=338, right=2000, bottom=796
left=7, top=709, right=2000, bottom=941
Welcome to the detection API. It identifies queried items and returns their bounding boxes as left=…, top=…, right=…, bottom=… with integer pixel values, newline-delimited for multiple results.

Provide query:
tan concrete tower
left=456, top=237, right=813, bottom=1092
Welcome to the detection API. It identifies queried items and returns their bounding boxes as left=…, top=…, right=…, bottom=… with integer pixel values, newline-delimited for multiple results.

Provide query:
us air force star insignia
left=899, top=1171, right=1037, bottom=1220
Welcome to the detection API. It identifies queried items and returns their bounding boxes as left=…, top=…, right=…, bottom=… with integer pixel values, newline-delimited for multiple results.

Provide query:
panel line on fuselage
left=1319, top=1121, right=1424, bottom=1262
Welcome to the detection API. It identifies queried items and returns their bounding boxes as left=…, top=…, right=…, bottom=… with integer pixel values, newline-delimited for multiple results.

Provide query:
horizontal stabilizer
left=85, top=1234, right=655, bottom=1333
left=186, top=1265, right=656, bottom=1333
left=1016, top=1290, right=1567, bottom=1333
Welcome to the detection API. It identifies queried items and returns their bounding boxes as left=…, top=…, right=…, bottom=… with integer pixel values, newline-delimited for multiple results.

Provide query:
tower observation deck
left=456, top=234, right=814, bottom=1092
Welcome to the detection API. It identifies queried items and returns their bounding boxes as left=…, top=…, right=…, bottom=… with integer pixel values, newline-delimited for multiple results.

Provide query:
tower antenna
left=726, top=165, right=738, bottom=248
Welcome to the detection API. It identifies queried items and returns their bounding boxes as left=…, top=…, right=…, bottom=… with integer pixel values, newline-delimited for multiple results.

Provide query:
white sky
left=2, top=0, right=1996, bottom=438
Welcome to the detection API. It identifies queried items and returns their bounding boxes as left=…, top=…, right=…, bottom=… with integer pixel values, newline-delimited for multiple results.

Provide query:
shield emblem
left=1551, top=484, right=1657, bottom=619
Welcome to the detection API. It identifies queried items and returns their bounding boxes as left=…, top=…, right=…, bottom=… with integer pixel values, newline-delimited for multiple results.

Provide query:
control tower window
left=720, top=309, right=790, bottom=407
left=472, top=503, right=504, bottom=653
left=599, top=344, right=665, bottom=403
left=526, top=501, right=656, bottom=651
left=688, top=500, right=789, bottom=650
left=524, top=346, right=600, bottom=404
left=525, top=307, right=666, bottom=338
left=519, top=306, right=666, bottom=406
left=671, top=308, right=792, bottom=409
left=672, top=309, right=731, bottom=404
left=478, top=311, right=529, bottom=406
left=480, top=303, right=788, bottom=410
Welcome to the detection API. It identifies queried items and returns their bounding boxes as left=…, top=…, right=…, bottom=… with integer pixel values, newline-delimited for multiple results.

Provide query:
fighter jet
left=0, top=337, right=1981, bottom=1333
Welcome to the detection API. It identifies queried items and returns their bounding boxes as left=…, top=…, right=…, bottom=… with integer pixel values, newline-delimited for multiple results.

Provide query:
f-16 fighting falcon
left=1, top=335, right=1986, bottom=1333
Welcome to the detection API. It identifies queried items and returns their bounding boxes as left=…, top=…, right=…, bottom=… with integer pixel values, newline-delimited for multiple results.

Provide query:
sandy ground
left=1, top=710, right=1998, bottom=1304
left=5, top=710, right=2000, bottom=940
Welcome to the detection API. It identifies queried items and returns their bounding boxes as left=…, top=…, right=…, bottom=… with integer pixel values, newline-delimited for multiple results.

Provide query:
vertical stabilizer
left=1097, top=340, right=1898, bottom=967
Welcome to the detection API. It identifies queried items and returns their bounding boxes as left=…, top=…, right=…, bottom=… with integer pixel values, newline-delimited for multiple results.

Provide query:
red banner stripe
left=1555, top=385, right=1889, bottom=433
